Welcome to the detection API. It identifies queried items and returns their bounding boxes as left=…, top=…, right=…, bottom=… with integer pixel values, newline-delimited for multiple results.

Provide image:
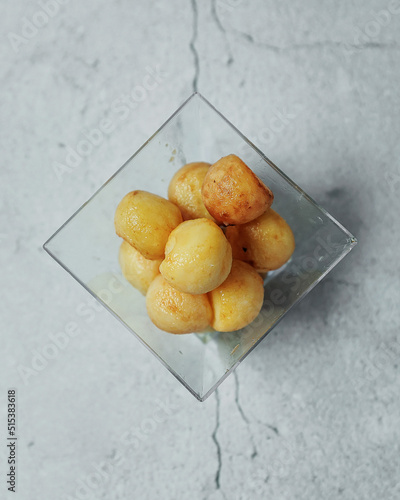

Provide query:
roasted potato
left=114, top=190, right=182, bottom=260
left=168, top=162, right=215, bottom=221
left=118, top=240, right=161, bottom=295
left=225, top=208, right=295, bottom=271
left=160, top=218, right=232, bottom=294
left=202, top=154, right=274, bottom=225
left=146, top=275, right=212, bottom=334
left=208, top=260, right=264, bottom=332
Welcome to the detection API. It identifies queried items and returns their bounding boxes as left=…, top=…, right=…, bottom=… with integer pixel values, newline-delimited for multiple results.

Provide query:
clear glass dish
left=44, top=93, right=357, bottom=401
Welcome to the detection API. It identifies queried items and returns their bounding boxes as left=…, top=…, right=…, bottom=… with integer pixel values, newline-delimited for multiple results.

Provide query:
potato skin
left=168, top=162, right=215, bottom=221
left=118, top=241, right=161, bottom=295
left=114, top=190, right=182, bottom=260
left=160, top=218, right=233, bottom=294
left=201, top=154, right=274, bottom=225
left=208, top=260, right=264, bottom=332
left=225, top=209, right=295, bottom=271
left=146, top=275, right=212, bottom=334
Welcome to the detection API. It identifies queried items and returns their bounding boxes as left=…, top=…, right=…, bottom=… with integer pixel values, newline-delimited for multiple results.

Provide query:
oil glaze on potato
left=202, top=154, right=274, bottom=225
left=119, top=241, right=161, bottom=295
left=208, top=260, right=264, bottom=332
left=168, top=162, right=215, bottom=221
left=114, top=190, right=182, bottom=260
left=225, top=208, right=295, bottom=271
left=160, top=218, right=232, bottom=294
left=146, top=275, right=212, bottom=334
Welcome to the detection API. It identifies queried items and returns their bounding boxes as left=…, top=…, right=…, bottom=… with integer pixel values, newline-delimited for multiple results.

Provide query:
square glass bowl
left=44, top=93, right=357, bottom=401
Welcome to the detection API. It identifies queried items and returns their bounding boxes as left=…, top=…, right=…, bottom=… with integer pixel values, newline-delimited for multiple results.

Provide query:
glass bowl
left=44, top=93, right=357, bottom=401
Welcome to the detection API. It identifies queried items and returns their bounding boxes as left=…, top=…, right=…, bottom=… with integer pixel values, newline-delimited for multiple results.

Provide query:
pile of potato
left=114, top=154, right=295, bottom=334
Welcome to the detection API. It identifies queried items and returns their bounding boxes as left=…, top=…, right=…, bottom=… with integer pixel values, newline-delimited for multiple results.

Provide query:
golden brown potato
left=201, top=154, right=274, bottom=225
left=114, top=190, right=182, bottom=260
left=225, top=209, right=295, bottom=272
left=160, top=218, right=232, bottom=294
left=208, top=260, right=264, bottom=332
left=118, top=241, right=161, bottom=295
left=146, top=275, right=212, bottom=334
left=223, top=225, right=249, bottom=262
left=168, top=162, right=215, bottom=221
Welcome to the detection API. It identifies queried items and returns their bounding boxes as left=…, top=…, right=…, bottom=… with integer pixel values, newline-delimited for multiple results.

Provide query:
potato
left=202, top=154, right=274, bottom=225
left=114, top=190, right=182, bottom=260
left=225, top=208, right=295, bottom=271
left=168, top=162, right=215, bottom=221
left=208, top=260, right=264, bottom=332
left=118, top=240, right=161, bottom=295
left=160, top=218, right=232, bottom=294
left=146, top=275, right=212, bottom=334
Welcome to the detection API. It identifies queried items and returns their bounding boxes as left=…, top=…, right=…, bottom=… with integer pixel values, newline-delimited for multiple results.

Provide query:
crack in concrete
left=233, top=370, right=249, bottom=424
left=234, top=371, right=258, bottom=459
left=265, top=423, right=280, bottom=436
left=341, top=41, right=400, bottom=50
left=189, top=0, right=199, bottom=92
left=211, top=0, right=225, bottom=33
left=210, top=0, right=234, bottom=66
left=211, top=389, right=223, bottom=492
left=229, top=27, right=400, bottom=53
left=254, top=416, right=280, bottom=436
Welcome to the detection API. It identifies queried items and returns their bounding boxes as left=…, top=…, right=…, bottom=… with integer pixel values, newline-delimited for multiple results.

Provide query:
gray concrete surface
left=1, top=1, right=399, bottom=499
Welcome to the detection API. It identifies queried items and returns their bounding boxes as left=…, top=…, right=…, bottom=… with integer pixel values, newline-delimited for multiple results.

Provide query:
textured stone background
left=1, top=1, right=400, bottom=499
